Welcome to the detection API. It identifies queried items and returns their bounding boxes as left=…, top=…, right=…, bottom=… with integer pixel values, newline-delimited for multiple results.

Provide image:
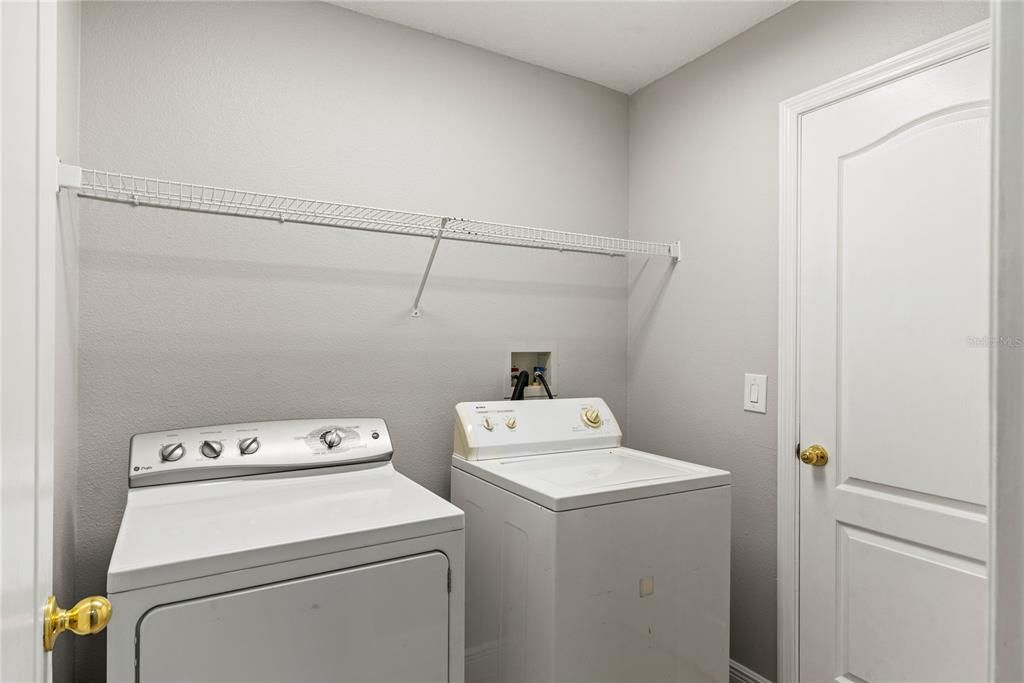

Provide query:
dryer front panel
left=136, top=552, right=450, bottom=682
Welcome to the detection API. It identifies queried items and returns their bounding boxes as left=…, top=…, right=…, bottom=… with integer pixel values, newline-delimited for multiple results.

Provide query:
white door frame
left=776, top=20, right=992, bottom=683
left=990, top=2, right=1024, bottom=681
left=0, top=1, right=58, bottom=680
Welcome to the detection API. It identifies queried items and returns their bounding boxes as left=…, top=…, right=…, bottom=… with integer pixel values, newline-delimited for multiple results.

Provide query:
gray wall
left=625, top=1, right=989, bottom=679
left=75, top=2, right=995, bottom=681
left=76, top=2, right=627, bottom=678
left=54, top=2, right=80, bottom=682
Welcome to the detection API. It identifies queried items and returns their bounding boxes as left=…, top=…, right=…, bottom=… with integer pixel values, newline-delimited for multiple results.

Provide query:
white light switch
left=744, top=373, right=767, bottom=414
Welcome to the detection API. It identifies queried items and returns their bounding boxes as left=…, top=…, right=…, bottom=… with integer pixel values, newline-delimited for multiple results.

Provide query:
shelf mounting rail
left=58, top=164, right=680, bottom=316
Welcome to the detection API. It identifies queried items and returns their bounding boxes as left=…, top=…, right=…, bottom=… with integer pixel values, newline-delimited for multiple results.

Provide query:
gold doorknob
left=43, top=595, right=112, bottom=652
left=799, top=444, right=829, bottom=467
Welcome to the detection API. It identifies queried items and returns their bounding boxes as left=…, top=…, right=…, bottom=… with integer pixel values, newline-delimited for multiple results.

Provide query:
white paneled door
left=798, top=47, right=991, bottom=682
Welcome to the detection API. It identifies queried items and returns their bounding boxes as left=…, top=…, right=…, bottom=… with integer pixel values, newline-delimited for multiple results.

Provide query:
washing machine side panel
left=138, top=552, right=449, bottom=683
left=108, top=531, right=465, bottom=683
left=451, top=467, right=557, bottom=683
left=553, top=485, right=732, bottom=683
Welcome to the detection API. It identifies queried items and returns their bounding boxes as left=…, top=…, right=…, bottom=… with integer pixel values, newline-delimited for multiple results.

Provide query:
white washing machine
left=451, top=398, right=730, bottom=683
left=107, top=418, right=465, bottom=683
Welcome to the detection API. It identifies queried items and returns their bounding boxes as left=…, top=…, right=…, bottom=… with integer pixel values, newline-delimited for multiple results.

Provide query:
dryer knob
left=159, top=442, right=185, bottom=462
left=482, top=417, right=495, bottom=431
left=200, top=440, right=223, bottom=459
left=321, top=429, right=344, bottom=449
left=504, top=416, right=518, bottom=430
left=238, top=436, right=260, bottom=455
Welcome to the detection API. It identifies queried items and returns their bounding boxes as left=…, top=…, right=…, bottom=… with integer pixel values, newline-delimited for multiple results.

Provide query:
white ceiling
left=333, top=1, right=795, bottom=94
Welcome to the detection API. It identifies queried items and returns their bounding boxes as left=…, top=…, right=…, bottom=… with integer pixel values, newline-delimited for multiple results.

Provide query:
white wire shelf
left=63, top=166, right=679, bottom=315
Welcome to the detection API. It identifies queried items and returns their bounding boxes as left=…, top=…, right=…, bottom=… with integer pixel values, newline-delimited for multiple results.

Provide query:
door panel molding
left=777, top=20, right=991, bottom=683
left=836, top=524, right=987, bottom=683
left=835, top=101, right=990, bottom=506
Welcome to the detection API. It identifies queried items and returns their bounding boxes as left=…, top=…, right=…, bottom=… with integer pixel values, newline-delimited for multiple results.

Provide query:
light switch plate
left=744, top=373, right=767, bottom=414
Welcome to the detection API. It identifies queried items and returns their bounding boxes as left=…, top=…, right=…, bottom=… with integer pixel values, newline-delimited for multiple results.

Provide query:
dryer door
left=137, top=552, right=450, bottom=682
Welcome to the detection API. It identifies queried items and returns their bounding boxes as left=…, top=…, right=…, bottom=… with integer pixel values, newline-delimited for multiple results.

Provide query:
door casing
left=0, top=1, right=59, bottom=681
left=990, top=3, right=1024, bottom=681
left=776, top=20, right=992, bottom=683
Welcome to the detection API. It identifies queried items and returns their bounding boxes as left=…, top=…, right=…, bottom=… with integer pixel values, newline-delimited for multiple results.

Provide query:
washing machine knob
left=482, top=417, right=495, bottom=431
left=582, top=408, right=603, bottom=428
left=238, top=436, right=260, bottom=455
left=160, top=442, right=185, bottom=462
left=504, top=416, right=518, bottom=430
left=200, top=440, right=223, bottom=459
left=321, top=429, right=344, bottom=449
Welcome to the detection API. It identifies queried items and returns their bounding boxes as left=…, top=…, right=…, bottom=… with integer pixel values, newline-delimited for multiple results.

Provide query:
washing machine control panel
left=453, top=397, right=621, bottom=461
left=129, top=418, right=393, bottom=487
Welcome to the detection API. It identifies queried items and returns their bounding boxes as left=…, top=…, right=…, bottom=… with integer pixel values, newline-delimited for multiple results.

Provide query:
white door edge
left=37, top=3, right=59, bottom=681
left=776, top=19, right=992, bottom=683
left=990, top=3, right=1024, bottom=681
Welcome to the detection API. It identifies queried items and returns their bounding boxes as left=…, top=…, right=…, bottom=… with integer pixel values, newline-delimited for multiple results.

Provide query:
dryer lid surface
left=451, top=447, right=730, bottom=511
left=107, top=463, right=463, bottom=593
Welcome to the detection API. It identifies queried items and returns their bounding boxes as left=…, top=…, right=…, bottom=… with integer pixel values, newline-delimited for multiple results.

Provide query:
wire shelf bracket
left=411, top=217, right=448, bottom=318
left=58, top=163, right=681, bottom=316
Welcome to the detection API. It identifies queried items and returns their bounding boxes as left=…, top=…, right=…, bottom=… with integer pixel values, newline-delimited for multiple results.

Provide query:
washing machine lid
left=107, top=463, right=463, bottom=593
left=452, top=447, right=730, bottom=511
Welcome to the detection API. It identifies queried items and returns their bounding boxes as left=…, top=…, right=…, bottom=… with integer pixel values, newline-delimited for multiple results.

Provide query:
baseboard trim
left=730, top=659, right=773, bottom=683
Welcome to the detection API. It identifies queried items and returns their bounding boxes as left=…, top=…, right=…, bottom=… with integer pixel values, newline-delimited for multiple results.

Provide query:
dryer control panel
left=129, top=418, right=393, bottom=487
left=453, top=397, right=622, bottom=461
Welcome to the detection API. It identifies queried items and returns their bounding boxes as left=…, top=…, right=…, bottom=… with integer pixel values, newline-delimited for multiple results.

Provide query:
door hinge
left=447, top=568, right=451, bottom=593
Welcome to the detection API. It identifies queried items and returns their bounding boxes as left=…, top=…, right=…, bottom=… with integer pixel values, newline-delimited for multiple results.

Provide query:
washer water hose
left=535, top=372, right=554, bottom=399
left=511, top=370, right=530, bottom=400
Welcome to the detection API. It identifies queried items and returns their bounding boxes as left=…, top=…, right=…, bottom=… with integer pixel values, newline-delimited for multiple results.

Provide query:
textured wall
left=77, top=2, right=627, bottom=679
left=625, top=2, right=989, bottom=679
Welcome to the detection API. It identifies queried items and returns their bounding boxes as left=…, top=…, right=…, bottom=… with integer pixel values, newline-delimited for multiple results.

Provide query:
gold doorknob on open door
left=43, top=595, right=112, bottom=652
left=799, top=444, right=829, bottom=467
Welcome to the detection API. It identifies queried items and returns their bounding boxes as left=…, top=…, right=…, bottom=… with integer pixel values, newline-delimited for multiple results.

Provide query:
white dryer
left=107, top=418, right=464, bottom=683
left=451, top=398, right=730, bottom=683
